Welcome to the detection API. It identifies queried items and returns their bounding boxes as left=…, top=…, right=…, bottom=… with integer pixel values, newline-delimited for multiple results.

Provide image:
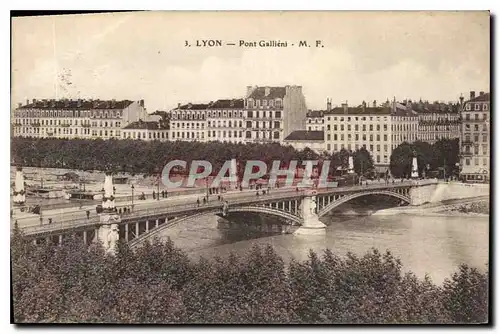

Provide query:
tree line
left=11, top=137, right=457, bottom=179
left=12, top=226, right=488, bottom=324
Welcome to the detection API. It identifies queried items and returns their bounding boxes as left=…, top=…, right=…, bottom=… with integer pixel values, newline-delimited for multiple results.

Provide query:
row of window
left=14, top=119, right=121, bottom=127
left=14, top=127, right=121, bottom=137
left=326, top=116, right=392, bottom=122
left=247, top=99, right=282, bottom=109
left=247, top=110, right=282, bottom=119
left=465, top=103, right=489, bottom=111
left=463, top=113, right=489, bottom=121
left=123, top=131, right=168, bottom=140
left=463, top=134, right=488, bottom=143
left=328, top=133, right=391, bottom=142
left=326, top=143, right=389, bottom=163
left=464, top=124, right=489, bottom=132
left=15, top=110, right=122, bottom=118
left=463, top=145, right=488, bottom=155
left=464, top=158, right=489, bottom=166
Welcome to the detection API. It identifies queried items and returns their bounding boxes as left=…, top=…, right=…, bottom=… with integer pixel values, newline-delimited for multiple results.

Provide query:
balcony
left=31, top=122, right=41, bottom=127
left=462, top=140, right=473, bottom=145
left=461, top=151, right=473, bottom=157
left=60, top=123, right=71, bottom=127
left=81, top=123, right=91, bottom=128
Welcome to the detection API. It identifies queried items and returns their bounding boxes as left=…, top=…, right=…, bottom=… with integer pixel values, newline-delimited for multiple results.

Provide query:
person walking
left=86, top=210, right=90, bottom=219
left=196, top=198, right=200, bottom=207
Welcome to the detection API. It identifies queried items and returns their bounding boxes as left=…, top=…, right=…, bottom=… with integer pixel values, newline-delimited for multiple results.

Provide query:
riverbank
left=373, top=199, right=489, bottom=217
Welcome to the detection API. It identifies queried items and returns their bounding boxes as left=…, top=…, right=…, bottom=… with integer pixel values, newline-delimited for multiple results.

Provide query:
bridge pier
left=294, top=195, right=326, bottom=235
left=96, top=173, right=121, bottom=254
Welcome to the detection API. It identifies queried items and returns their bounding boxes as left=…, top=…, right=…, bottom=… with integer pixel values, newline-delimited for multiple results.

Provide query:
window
left=347, top=124, right=351, bottom=131
left=384, top=134, right=387, bottom=141
left=384, top=144, right=388, bottom=151
left=483, top=104, right=488, bottom=111
left=483, top=158, right=487, bottom=166
left=376, top=145, right=380, bottom=151
left=273, top=132, right=280, bottom=139
left=340, top=125, right=344, bottom=131
left=475, top=114, right=479, bottom=120
left=246, top=131, right=251, bottom=139
left=340, top=134, right=344, bottom=140
left=274, top=121, right=280, bottom=128
left=370, top=145, right=374, bottom=151
left=333, top=125, right=337, bottom=131
left=355, top=124, right=359, bottom=131
left=248, top=111, right=253, bottom=118
left=362, top=124, right=366, bottom=131
left=369, top=134, right=373, bottom=141
left=327, top=125, right=331, bottom=131
left=355, top=134, right=359, bottom=140
left=474, top=135, right=479, bottom=142
left=327, top=134, right=331, bottom=140
left=475, top=104, right=480, bottom=111
left=246, top=121, right=252, bottom=128
left=275, top=111, right=281, bottom=118
left=327, top=144, right=331, bottom=151
left=377, top=155, right=380, bottom=163
left=348, top=134, right=352, bottom=140
left=347, top=117, right=351, bottom=121
left=474, top=158, right=479, bottom=166
left=474, top=124, right=479, bottom=131
left=465, top=158, right=470, bottom=166
left=376, top=134, right=380, bottom=141
left=362, top=134, right=366, bottom=141
left=482, top=145, right=487, bottom=155
left=465, top=114, right=470, bottom=120
left=334, top=134, right=338, bottom=141
left=376, top=124, right=380, bottom=131
left=483, top=135, right=487, bottom=142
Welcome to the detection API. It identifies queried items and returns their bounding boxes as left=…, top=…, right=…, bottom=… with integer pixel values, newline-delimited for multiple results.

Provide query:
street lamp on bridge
left=131, top=184, right=135, bottom=211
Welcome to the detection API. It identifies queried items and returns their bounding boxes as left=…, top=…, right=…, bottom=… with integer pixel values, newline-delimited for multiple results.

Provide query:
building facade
left=459, top=91, right=490, bottom=182
left=121, top=120, right=170, bottom=141
left=167, top=85, right=308, bottom=144
left=283, top=130, right=325, bottom=154
left=406, top=100, right=461, bottom=144
left=322, top=100, right=419, bottom=172
left=12, top=99, right=150, bottom=139
left=306, top=110, right=325, bottom=131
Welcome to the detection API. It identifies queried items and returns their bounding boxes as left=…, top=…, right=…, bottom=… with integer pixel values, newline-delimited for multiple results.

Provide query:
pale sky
left=11, top=11, right=490, bottom=112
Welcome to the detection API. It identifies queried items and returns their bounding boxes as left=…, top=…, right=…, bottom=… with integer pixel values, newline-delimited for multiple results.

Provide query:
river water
left=156, top=213, right=489, bottom=284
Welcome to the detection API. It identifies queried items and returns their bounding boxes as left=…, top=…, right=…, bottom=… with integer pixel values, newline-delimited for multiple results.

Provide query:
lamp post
left=131, top=184, right=135, bottom=210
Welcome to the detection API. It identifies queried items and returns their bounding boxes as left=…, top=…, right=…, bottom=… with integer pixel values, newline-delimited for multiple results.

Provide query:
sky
left=11, top=11, right=490, bottom=112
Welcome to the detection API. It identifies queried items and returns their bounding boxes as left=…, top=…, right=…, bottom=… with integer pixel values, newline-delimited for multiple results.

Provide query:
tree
left=353, top=147, right=375, bottom=177
left=390, top=142, right=417, bottom=178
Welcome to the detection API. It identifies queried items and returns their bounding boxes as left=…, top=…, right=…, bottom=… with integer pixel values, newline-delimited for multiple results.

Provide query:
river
left=156, top=213, right=489, bottom=285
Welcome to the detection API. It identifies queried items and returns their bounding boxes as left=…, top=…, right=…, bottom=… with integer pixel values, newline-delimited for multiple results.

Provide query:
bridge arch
left=318, top=190, right=410, bottom=218
left=129, top=206, right=302, bottom=248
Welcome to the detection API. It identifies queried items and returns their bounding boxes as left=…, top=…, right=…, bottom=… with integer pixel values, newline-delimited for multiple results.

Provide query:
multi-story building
left=168, top=103, right=208, bottom=142
left=121, top=120, right=170, bottom=141
left=323, top=100, right=419, bottom=173
left=206, top=99, right=246, bottom=143
left=12, top=98, right=150, bottom=139
left=167, top=85, right=308, bottom=144
left=244, top=85, right=307, bottom=143
left=306, top=110, right=325, bottom=131
left=403, top=100, right=461, bottom=144
left=283, top=130, right=325, bottom=154
left=459, top=91, right=490, bottom=182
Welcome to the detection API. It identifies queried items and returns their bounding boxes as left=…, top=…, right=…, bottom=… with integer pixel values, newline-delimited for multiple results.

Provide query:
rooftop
left=284, top=130, right=324, bottom=141
left=17, top=99, right=136, bottom=110
left=123, top=120, right=166, bottom=130
left=467, top=92, right=490, bottom=103
left=307, top=110, right=325, bottom=118
left=325, top=106, right=392, bottom=116
left=248, top=87, right=287, bottom=100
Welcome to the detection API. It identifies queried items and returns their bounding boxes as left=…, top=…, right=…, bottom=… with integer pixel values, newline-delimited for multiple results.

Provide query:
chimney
left=139, top=99, right=145, bottom=108
left=470, top=91, right=475, bottom=100
left=459, top=94, right=464, bottom=106
left=77, top=99, right=82, bottom=107
left=373, top=100, right=376, bottom=108
left=32, top=98, right=36, bottom=104
left=480, top=91, right=484, bottom=96
left=285, top=85, right=290, bottom=95
left=362, top=100, right=366, bottom=110
left=246, top=86, right=254, bottom=97
left=18, top=102, right=22, bottom=108
left=177, top=102, right=181, bottom=108
left=326, top=98, right=332, bottom=112
left=342, top=101, right=348, bottom=114
left=265, top=86, right=271, bottom=97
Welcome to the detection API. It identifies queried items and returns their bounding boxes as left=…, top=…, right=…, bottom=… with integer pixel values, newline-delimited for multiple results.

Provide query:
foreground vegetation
left=12, top=227, right=488, bottom=324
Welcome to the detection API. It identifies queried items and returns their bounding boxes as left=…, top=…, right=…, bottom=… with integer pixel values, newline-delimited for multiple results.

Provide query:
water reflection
left=157, top=212, right=488, bottom=284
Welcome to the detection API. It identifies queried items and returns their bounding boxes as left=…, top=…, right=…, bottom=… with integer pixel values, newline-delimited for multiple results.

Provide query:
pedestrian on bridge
left=203, top=197, right=206, bottom=205
left=197, top=198, right=200, bottom=207
left=86, top=210, right=90, bottom=219
left=48, top=218, right=52, bottom=225
left=153, top=191, right=156, bottom=200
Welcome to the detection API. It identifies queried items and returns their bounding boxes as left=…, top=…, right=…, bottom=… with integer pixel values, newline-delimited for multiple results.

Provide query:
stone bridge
left=18, top=178, right=488, bottom=252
